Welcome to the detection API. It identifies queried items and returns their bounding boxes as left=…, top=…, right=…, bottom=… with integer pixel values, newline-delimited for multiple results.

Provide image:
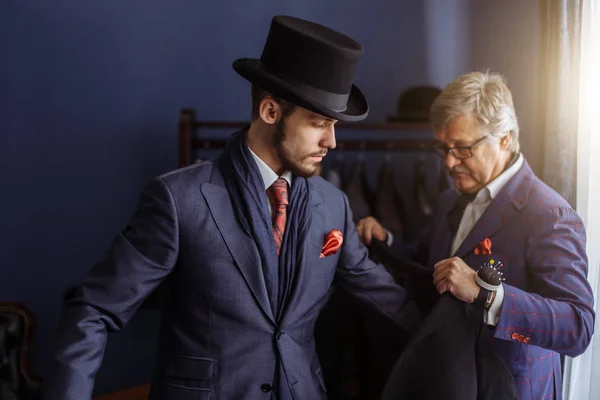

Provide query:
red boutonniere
left=320, top=229, right=343, bottom=258
left=474, top=238, right=492, bottom=255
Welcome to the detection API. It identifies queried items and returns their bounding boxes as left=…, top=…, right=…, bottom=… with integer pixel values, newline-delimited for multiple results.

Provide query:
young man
left=359, top=71, right=595, bottom=400
left=43, top=16, right=419, bottom=400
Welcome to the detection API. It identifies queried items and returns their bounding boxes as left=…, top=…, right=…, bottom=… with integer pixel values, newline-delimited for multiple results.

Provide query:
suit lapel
left=454, top=161, right=533, bottom=258
left=280, top=180, right=324, bottom=327
left=200, top=169, right=275, bottom=324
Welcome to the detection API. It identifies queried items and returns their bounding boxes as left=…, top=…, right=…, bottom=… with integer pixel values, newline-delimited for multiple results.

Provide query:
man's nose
left=321, top=126, right=336, bottom=149
left=443, top=152, right=460, bottom=170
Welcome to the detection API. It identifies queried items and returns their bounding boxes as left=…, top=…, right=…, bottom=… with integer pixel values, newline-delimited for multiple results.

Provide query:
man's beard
left=273, top=118, right=324, bottom=178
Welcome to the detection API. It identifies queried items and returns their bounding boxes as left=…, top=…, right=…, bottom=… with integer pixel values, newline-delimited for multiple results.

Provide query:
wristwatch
left=474, top=263, right=504, bottom=310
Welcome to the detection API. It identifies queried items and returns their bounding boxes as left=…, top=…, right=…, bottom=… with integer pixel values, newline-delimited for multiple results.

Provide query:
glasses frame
left=433, top=135, right=488, bottom=160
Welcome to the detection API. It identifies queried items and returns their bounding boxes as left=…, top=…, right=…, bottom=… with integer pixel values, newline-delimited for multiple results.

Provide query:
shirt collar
left=248, top=145, right=293, bottom=190
left=474, top=152, right=524, bottom=202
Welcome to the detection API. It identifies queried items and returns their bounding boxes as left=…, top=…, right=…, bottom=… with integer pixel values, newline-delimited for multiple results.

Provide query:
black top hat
left=233, top=15, right=369, bottom=122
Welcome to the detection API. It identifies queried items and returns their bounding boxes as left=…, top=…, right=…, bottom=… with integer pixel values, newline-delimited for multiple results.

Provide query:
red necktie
left=266, top=178, right=289, bottom=255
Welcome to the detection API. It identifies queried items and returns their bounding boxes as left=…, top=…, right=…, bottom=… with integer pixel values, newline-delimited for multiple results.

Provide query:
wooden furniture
left=93, top=383, right=150, bottom=400
left=0, top=302, right=43, bottom=400
left=177, top=108, right=435, bottom=168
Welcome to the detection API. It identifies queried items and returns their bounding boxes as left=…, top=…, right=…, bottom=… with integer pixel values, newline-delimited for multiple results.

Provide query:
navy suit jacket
left=393, top=159, right=594, bottom=400
left=43, top=158, right=420, bottom=400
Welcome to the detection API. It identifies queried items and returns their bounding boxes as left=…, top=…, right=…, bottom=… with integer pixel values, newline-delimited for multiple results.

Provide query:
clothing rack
left=178, top=108, right=435, bottom=168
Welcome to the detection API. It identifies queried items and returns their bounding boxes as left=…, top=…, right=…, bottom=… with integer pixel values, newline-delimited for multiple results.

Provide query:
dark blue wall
left=0, top=1, right=447, bottom=395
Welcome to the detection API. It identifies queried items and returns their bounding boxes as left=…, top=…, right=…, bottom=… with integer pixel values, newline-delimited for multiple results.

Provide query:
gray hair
left=430, top=71, right=520, bottom=153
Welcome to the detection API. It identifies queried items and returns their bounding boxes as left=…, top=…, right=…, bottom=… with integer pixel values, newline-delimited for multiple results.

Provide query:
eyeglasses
left=433, top=135, right=488, bottom=160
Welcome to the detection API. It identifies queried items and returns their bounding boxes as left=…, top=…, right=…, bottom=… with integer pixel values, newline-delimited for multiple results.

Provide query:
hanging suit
left=374, top=160, right=405, bottom=241
left=343, top=161, right=373, bottom=223
left=325, top=161, right=343, bottom=189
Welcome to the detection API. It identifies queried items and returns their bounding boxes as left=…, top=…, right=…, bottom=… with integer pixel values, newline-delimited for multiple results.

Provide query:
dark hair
left=251, top=84, right=296, bottom=121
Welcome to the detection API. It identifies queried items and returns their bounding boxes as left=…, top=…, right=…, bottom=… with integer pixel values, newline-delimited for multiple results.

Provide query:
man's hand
left=356, top=216, right=387, bottom=245
left=433, top=257, right=480, bottom=303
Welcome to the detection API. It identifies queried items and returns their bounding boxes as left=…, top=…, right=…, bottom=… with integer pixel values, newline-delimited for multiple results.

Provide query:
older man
left=358, top=71, right=595, bottom=400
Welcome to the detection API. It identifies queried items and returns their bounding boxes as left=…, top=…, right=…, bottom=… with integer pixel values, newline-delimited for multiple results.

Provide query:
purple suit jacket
left=412, top=159, right=594, bottom=400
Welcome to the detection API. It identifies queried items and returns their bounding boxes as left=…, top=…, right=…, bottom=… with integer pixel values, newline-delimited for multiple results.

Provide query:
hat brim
left=233, top=58, right=369, bottom=122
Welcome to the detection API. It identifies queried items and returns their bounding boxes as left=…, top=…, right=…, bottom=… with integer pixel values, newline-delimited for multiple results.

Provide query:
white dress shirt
left=248, top=146, right=292, bottom=213
left=450, top=153, right=523, bottom=325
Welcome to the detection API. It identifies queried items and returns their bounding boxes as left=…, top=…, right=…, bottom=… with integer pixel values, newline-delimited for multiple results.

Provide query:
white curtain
left=563, top=1, right=600, bottom=399
left=540, top=0, right=582, bottom=206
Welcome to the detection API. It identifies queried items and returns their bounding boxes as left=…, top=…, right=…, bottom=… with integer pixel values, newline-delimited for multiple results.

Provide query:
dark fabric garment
left=374, top=161, right=405, bottom=240
left=314, top=288, right=412, bottom=400
left=218, top=129, right=312, bottom=399
left=438, top=163, right=452, bottom=193
left=369, top=240, right=438, bottom=317
left=343, top=162, right=372, bottom=223
left=314, top=288, right=363, bottom=400
left=325, top=160, right=344, bottom=189
left=413, top=159, right=434, bottom=219
left=314, top=241, right=430, bottom=400
left=368, top=243, right=519, bottom=400
left=346, top=253, right=418, bottom=400
left=381, top=294, right=519, bottom=400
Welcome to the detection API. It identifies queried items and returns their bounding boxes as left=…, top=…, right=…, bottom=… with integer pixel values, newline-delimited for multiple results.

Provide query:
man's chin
left=452, top=176, right=476, bottom=192
left=290, top=162, right=321, bottom=178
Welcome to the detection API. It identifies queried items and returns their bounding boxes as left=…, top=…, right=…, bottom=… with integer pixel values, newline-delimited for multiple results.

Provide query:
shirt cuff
left=385, top=229, right=394, bottom=247
left=484, top=284, right=504, bottom=326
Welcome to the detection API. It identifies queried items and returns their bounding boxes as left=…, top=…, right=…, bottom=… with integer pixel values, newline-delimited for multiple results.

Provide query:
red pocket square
left=474, top=238, right=492, bottom=255
left=320, top=229, right=343, bottom=258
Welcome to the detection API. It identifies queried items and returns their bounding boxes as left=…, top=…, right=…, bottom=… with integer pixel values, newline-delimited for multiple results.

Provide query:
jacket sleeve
left=42, top=178, right=179, bottom=400
left=494, top=206, right=595, bottom=357
left=333, top=192, right=421, bottom=333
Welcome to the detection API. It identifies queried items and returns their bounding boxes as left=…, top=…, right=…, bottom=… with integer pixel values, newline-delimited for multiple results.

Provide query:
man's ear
left=258, top=97, right=280, bottom=125
left=500, top=132, right=511, bottom=150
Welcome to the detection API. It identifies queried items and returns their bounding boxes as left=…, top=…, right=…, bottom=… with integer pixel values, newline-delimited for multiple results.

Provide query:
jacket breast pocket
left=161, top=355, right=215, bottom=396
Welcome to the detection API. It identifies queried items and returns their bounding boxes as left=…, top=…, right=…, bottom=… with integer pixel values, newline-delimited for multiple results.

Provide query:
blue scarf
left=217, top=128, right=312, bottom=322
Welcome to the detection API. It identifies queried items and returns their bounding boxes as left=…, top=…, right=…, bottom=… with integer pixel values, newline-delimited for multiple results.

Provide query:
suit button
left=523, top=337, right=531, bottom=344
left=261, top=383, right=272, bottom=393
left=511, top=332, right=519, bottom=340
left=517, top=335, right=525, bottom=342
left=276, top=330, right=285, bottom=340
